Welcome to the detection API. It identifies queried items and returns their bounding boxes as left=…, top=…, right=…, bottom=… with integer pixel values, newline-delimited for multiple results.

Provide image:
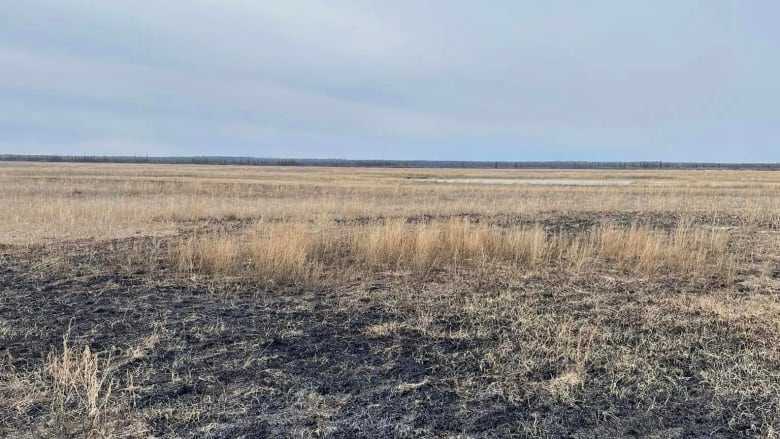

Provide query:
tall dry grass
left=171, top=219, right=733, bottom=283
left=176, top=223, right=338, bottom=283
left=351, top=220, right=551, bottom=271
left=46, top=334, right=116, bottom=432
left=571, top=220, right=732, bottom=276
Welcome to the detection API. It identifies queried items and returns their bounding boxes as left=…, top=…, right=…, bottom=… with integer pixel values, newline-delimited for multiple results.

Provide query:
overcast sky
left=1, top=1, right=778, bottom=161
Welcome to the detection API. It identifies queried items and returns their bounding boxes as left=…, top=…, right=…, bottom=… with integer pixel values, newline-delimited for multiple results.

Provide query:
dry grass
left=171, top=218, right=733, bottom=284
left=45, top=332, right=117, bottom=436
left=2, top=162, right=780, bottom=437
left=1, top=162, right=779, bottom=244
left=0, top=330, right=144, bottom=438
left=175, top=222, right=330, bottom=284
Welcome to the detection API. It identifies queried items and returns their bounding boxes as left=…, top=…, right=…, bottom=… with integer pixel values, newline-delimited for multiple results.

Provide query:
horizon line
left=1, top=154, right=779, bottom=170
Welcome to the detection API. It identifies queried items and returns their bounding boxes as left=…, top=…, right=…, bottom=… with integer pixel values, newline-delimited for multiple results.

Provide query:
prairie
left=1, top=162, right=780, bottom=438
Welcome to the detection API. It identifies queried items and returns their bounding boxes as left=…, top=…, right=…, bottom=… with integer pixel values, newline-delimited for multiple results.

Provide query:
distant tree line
left=1, top=154, right=779, bottom=170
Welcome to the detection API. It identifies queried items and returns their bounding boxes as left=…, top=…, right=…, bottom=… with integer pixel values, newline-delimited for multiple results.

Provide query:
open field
left=2, top=162, right=780, bottom=438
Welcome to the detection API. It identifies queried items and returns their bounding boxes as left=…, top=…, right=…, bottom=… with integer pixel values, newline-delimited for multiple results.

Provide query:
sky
left=1, top=1, right=778, bottom=162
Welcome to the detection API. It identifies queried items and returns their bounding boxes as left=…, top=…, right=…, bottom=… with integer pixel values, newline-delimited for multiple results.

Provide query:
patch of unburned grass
left=171, top=218, right=734, bottom=284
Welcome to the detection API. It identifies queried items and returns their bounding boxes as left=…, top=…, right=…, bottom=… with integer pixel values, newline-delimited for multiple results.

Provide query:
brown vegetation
left=1, top=162, right=780, bottom=438
left=172, top=219, right=732, bottom=283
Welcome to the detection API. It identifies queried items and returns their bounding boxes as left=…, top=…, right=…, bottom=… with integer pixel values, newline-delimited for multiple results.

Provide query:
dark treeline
left=1, top=154, right=779, bottom=170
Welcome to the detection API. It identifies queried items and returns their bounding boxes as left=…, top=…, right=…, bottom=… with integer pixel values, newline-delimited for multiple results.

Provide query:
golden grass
left=574, top=220, right=732, bottom=276
left=2, top=162, right=780, bottom=244
left=171, top=218, right=733, bottom=283
left=175, top=223, right=329, bottom=283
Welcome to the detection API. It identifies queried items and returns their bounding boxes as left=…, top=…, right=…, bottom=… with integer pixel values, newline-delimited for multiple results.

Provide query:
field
left=2, top=161, right=780, bottom=438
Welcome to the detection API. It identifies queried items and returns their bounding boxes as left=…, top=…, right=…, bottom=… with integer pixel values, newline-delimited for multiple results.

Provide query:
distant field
left=2, top=162, right=780, bottom=438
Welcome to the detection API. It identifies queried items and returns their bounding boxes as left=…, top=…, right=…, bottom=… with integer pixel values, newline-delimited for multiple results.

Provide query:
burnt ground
left=1, top=216, right=780, bottom=438
left=337, top=210, right=767, bottom=233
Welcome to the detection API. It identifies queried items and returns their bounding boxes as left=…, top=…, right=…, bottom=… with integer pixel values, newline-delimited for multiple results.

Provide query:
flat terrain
left=2, top=162, right=780, bottom=438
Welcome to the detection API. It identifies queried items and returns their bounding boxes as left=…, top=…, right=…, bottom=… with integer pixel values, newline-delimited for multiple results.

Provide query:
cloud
left=1, top=1, right=778, bottom=161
